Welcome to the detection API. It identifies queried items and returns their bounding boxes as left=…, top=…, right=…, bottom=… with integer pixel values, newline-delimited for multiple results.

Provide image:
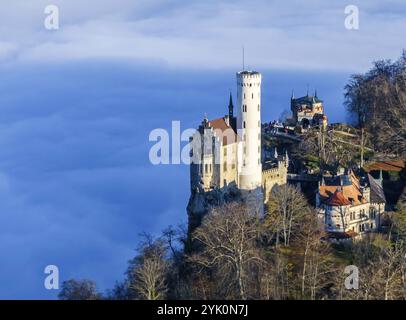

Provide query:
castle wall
left=322, top=202, right=381, bottom=234
left=262, top=162, right=288, bottom=202
left=219, top=143, right=238, bottom=188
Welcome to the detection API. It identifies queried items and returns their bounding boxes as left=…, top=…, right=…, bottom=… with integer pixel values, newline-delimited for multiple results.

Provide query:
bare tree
left=190, top=202, right=263, bottom=300
left=393, top=188, right=406, bottom=240
left=265, top=184, right=310, bottom=247
left=344, top=51, right=406, bottom=158
left=58, top=279, right=101, bottom=300
left=128, top=235, right=169, bottom=300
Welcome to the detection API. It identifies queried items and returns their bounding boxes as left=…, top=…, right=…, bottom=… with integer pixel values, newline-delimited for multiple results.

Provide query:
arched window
left=243, top=121, right=246, bottom=128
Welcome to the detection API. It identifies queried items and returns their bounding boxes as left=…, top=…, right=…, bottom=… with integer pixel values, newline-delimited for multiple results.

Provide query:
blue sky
left=0, top=0, right=405, bottom=299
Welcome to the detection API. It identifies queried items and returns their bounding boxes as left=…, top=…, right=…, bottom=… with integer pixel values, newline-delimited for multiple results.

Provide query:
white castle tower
left=237, top=71, right=262, bottom=191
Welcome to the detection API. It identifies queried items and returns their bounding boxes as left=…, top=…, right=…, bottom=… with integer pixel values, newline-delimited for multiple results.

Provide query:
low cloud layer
left=0, top=61, right=349, bottom=298
left=0, top=0, right=404, bottom=299
left=0, top=0, right=405, bottom=71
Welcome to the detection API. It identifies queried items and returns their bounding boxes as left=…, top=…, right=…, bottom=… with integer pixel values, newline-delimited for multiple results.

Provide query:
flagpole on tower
left=242, top=46, right=245, bottom=71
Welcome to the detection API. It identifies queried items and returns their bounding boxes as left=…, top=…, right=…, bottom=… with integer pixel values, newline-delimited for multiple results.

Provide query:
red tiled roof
left=364, top=160, right=405, bottom=173
left=326, top=188, right=351, bottom=206
left=319, top=172, right=366, bottom=206
left=208, top=117, right=238, bottom=146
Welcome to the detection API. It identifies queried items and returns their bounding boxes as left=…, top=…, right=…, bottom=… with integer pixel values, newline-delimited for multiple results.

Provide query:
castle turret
left=228, top=92, right=234, bottom=119
left=237, top=71, right=262, bottom=191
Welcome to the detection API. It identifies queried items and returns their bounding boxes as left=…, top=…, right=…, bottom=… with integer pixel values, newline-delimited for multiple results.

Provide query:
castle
left=289, top=91, right=328, bottom=128
left=189, top=71, right=288, bottom=213
left=188, top=70, right=388, bottom=240
left=316, top=170, right=386, bottom=239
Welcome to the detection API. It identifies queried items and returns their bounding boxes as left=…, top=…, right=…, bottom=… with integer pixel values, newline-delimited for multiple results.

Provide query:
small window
left=205, top=164, right=208, bottom=174
left=224, top=148, right=227, bottom=156
left=223, top=162, right=227, bottom=172
left=258, top=104, right=260, bottom=111
left=244, top=93, right=246, bottom=99
left=252, top=93, right=254, bottom=99
left=243, top=121, right=246, bottom=128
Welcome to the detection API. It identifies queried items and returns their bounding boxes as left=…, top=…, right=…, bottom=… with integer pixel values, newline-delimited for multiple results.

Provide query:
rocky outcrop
left=186, top=183, right=241, bottom=238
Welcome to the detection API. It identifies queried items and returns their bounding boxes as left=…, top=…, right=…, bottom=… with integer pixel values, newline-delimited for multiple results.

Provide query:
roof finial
left=306, top=84, right=309, bottom=97
left=378, top=169, right=383, bottom=186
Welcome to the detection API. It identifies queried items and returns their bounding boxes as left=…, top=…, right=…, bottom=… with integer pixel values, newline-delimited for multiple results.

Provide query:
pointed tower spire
left=377, top=169, right=383, bottom=187
left=314, top=88, right=318, bottom=98
left=291, top=90, right=295, bottom=100
left=306, top=84, right=309, bottom=97
left=274, top=147, right=278, bottom=159
left=321, top=175, right=325, bottom=186
left=228, top=91, right=234, bottom=119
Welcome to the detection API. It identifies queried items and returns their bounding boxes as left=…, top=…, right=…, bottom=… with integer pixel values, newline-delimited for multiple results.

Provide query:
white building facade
left=316, top=171, right=386, bottom=239
left=190, top=71, right=281, bottom=213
